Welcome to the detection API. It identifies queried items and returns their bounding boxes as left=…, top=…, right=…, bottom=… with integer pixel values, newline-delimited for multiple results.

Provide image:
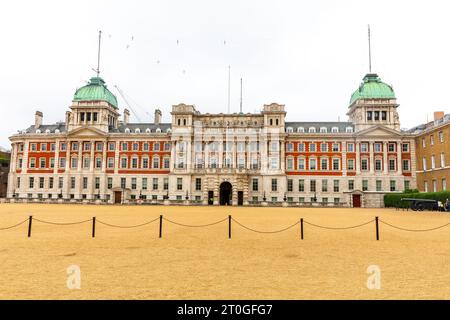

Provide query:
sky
left=0, top=0, right=449, bottom=149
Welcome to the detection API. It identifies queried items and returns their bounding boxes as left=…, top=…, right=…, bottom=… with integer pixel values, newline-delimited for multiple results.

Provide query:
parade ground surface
left=1, top=203, right=450, bottom=300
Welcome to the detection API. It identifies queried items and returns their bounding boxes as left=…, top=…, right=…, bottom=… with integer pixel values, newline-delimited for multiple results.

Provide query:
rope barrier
left=32, top=218, right=93, bottom=226
left=0, top=218, right=29, bottom=231
left=231, top=218, right=299, bottom=234
left=96, top=217, right=160, bottom=229
left=303, top=219, right=374, bottom=230
left=163, top=217, right=228, bottom=228
left=379, top=219, right=450, bottom=232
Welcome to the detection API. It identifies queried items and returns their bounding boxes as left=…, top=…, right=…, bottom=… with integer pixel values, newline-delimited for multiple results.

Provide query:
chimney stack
left=123, top=109, right=130, bottom=125
left=434, top=111, right=445, bottom=121
left=154, top=109, right=162, bottom=124
left=35, top=111, right=43, bottom=129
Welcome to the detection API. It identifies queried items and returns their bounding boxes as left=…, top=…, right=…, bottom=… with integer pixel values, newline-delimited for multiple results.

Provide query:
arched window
left=309, top=127, right=316, bottom=133
left=135, top=128, right=141, bottom=133
left=297, top=127, right=304, bottom=133
left=320, top=127, right=327, bottom=133
left=286, top=127, right=293, bottom=133
left=125, top=128, right=130, bottom=133
left=153, top=156, right=160, bottom=169
left=146, top=128, right=151, bottom=133
left=331, top=127, right=339, bottom=133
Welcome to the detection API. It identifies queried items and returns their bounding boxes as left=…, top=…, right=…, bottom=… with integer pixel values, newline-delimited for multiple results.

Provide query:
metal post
left=228, top=215, right=232, bottom=239
left=375, top=216, right=379, bottom=241
left=92, top=217, right=96, bottom=238
left=27, top=215, right=33, bottom=238
left=159, top=215, right=163, bottom=238
left=300, top=218, right=304, bottom=240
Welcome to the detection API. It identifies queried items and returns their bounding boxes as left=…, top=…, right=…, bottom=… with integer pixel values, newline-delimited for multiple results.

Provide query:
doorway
left=114, top=191, right=122, bottom=204
left=237, top=191, right=244, bottom=206
left=352, top=194, right=361, bottom=208
left=219, top=182, right=232, bottom=205
left=208, top=191, right=214, bottom=205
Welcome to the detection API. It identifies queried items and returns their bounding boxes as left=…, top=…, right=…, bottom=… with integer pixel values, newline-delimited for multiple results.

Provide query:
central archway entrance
left=219, top=182, right=232, bottom=205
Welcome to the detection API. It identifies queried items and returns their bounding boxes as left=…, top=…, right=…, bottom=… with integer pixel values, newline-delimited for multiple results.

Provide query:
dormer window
left=135, top=128, right=141, bottom=133
left=309, top=127, right=316, bottom=133
left=331, top=127, right=339, bottom=133
left=320, top=127, right=327, bottom=133
left=346, top=127, right=353, bottom=133
left=125, top=128, right=130, bottom=133
left=146, top=128, right=151, bottom=133
left=156, top=128, right=161, bottom=133
left=297, top=127, right=305, bottom=133
left=286, top=127, right=293, bottom=133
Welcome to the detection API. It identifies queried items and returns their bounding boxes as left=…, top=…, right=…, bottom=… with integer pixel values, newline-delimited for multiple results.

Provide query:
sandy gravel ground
left=0, top=204, right=450, bottom=299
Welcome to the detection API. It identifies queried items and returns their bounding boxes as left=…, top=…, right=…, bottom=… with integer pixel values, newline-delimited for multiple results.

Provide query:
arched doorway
left=219, top=182, right=232, bottom=205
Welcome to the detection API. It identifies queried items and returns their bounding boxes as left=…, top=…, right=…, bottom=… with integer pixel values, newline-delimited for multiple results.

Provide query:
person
left=445, top=199, right=450, bottom=212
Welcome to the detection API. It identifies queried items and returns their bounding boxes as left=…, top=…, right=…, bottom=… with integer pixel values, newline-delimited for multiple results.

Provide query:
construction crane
left=114, top=85, right=144, bottom=123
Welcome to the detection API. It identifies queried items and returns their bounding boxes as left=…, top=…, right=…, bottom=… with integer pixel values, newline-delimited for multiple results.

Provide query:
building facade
left=0, top=151, right=10, bottom=198
left=7, top=73, right=416, bottom=207
left=410, top=112, right=449, bottom=193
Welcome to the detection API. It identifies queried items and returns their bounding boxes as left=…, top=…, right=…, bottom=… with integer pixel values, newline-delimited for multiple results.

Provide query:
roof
left=111, top=123, right=172, bottom=133
left=285, top=121, right=354, bottom=133
left=73, top=76, right=118, bottom=108
left=349, top=73, right=396, bottom=106
left=407, top=114, right=450, bottom=134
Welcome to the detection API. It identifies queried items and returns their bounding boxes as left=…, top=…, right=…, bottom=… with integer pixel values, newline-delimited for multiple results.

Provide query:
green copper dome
left=73, top=76, right=118, bottom=108
left=349, top=73, right=395, bottom=107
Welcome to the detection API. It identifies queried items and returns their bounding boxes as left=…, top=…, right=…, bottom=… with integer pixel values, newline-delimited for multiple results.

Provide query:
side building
left=7, top=73, right=416, bottom=207
left=410, top=112, right=449, bottom=192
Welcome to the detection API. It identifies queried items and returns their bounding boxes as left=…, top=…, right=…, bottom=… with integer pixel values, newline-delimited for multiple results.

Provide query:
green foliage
left=384, top=190, right=450, bottom=207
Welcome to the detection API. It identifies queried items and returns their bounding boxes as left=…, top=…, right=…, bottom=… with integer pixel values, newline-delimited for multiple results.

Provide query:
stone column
left=383, top=142, right=388, bottom=174
left=369, top=141, right=374, bottom=174
left=397, top=141, right=402, bottom=175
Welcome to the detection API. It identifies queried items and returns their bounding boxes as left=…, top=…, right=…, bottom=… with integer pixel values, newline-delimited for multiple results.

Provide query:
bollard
left=300, top=218, right=304, bottom=240
left=375, top=216, right=379, bottom=241
left=228, top=215, right=232, bottom=239
left=27, top=215, right=33, bottom=238
left=159, top=215, right=163, bottom=238
left=92, top=217, right=96, bottom=238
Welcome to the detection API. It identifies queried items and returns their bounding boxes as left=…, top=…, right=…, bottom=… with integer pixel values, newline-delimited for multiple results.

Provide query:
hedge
left=384, top=190, right=450, bottom=208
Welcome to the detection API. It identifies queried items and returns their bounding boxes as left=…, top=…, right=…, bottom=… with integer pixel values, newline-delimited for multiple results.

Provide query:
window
left=120, top=177, right=126, bottom=189
left=348, top=180, right=354, bottom=191
left=95, top=157, right=102, bottom=169
left=422, top=138, right=426, bottom=148
left=310, top=180, right=316, bottom=192
left=58, top=177, right=63, bottom=189
left=320, top=143, right=328, bottom=152
left=93, top=112, right=98, bottom=122
left=424, top=181, right=428, bottom=192
left=389, top=159, right=396, bottom=171
left=375, top=159, right=382, bottom=171
left=286, top=143, right=293, bottom=152
left=374, top=111, right=380, bottom=121
left=321, top=158, right=328, bottom=170
left=309, top=143, right=316, bottom=152
left=108, top=177, right=113, bottom=189
left=270, top=158, right=279, bottom=170
left=346, top=127, right=353, bottom=133
left=298, top=158, right=305, bottom=170
left=30, top=143, right=37, bottom=151
left=308, top=127, right=316, bottom=133
left=361, top=143, right=368, bottom=152
left=83, top=142, right=91, bottom=151
left=271, top=179, right=277, bottom=192
left=195, top=178, right=202, bottom=191
left=131, top=157, right=138, bottom=169
left=423, top=157, right=427, bottom=170
left=72, top=142, right=79, bottom=151
left=121, top=157, right=128, bottom=169
left=17, top=158, right=23, bottom=169
left=332, top=159, right=339, bottom=171
left=39, top=158, right=46, bottom=168
left=96, top=142, right=103, bottom=151
left=402, top=143, right=409, bottom=152
left=367, top=111, right=372, bottom=121
left=270, top=141, right=279, bottom=152
left=388, top=143, right=395, bottom=152
left=70, top=177, right=76, bottom=189
left=390, top=180, right=396, bottom=192
left=402, top=160, right=410, bottom=171
left=141, top=178, right=147, bottom=190
left=287, top=179, right=293, bottom=192
left=381, top=111, right=387, bottom=120
left=121, top=142, right=128, bottom=151
left=29, top=177, right=34, bottom=188
left=374, top=143, right=382, bottom=152
left=404, top=180, right=410, bottom=191
left=309, top=158, right=317, bottom=170
left=29, top=158, right=36, bottom=168
left=443, top=179, right=447, bottom=191
left=95, top=177, right=100, bottom=189
left=347, top=143, right=354, bottom=152
left=177, top=178, right=183, bottom=190
left=333, top=180, right=339, bottom=192
left=153, top=157, right=160, bottom=169
left=39, top=177, right=45, bottom=189
left=286, top=158, right=294, bottom=170
left=441, top=153, right=446, bottom=168
left=164, top=157, right=170, bottom=169
left=332, top=143, right=339, bottom=152
left=431, top=155, right=436, bottom=169
left=108, top=142, right=115, bottom=151
left=347, top=159, right=354, bottom=171
left=376, top=180, right=382, bottom=192
left=361, top=159, right=368, bottom=171
left=154, top=143, right=160, bottom=151
left=50, top=143, right=56, bottom=152
left=59, top=158, right=66, bottom=169
left=299, top=180, right=305, bottom=192
left=60, top=143, right=67, bottom=151
left=153, top=178, right=158, bottom=190
left=107, top=157, right=114, bottom=169
left=430, top=135, right=434, bottom=145
left=41, top=143, right=47, bottom=152
left=439, top=131, right=444, bottom=143
left=132, top=143, right=139, bottom=151
left=298, top=143, right=305, bottom=152
left=82, top=177, right=88, bottom=189
left=83, top=157, right=90, bottom=169
left=362, top=180, right=368, bottom=191
left=50, top=158, right=55, bottom=169
left=163, top=178, right=169, bottom=190
left=252, top=179, right=258, bottom=191
left=322, top=180, right=328, bottom=192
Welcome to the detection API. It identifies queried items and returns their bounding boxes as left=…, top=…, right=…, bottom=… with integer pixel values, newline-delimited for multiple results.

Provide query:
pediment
left=355, top=125, right=403, bottom=137
left=67, top=126, right=107, bottom=137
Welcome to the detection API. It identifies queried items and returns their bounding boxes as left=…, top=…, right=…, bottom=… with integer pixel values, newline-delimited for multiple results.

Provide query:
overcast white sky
left=0, top=0, right=449, bottom=148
